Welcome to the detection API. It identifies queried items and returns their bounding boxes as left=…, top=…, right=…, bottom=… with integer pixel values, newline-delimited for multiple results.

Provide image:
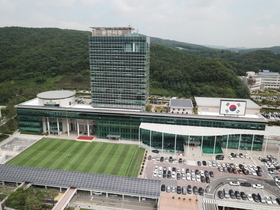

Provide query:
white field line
left=64, top=144, right=88, bottom=171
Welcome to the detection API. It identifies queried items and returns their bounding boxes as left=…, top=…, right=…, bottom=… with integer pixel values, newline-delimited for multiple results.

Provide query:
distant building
left=169, top=99, right=193, bottom=114
left=242, top=70, right=280, bottom=92
left=89, top=26, right=150, bottom=111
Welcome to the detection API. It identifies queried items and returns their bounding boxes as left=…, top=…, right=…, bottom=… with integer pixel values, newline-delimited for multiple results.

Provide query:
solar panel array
left=0, top=165, right=160, bottom=198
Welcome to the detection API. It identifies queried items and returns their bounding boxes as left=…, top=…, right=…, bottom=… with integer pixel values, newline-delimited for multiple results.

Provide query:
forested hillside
left=0, top=26, right=252, bottom=107
left=151, top=37, right=280, bottom=75
left=150, top=45, right=249, bottom=98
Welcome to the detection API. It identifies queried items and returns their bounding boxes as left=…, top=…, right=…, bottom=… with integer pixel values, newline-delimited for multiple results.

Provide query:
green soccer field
left=7, top=138, right=145, bottom=177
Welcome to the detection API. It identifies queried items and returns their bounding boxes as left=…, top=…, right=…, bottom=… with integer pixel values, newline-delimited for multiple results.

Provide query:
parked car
left=218, top=190, right=224, bottom=199
left=193, top=186, right=198, bottom=195
left=240, top=182, right=251, bottom=187
left=187, top=185, right=192, bottom=194
left=152, top=150, right=159, bottom=153
left=206, top=177, right=210, bottom=183
left=197, top=161, right=201, bottom=166
left=209, top=171, right=214, bottom=177
left=166, top=186, right=171, bottom=193
left=229, top=181, right=240, bottom=186
left=161, top=184, right=166, bottom=191
left=198, top=187, right=204, bottom=196
left=252, top=184, right=264, bottom=189
left=202, top=160, right=207, bottom=166
left=182, top=186, right=187, bottom=195
left=241, top=192, right=247, bottom=200
left=179, top=158, right=182, bottom=164
left=247, top=193, right=253, bottom=201
left=235, top=191, right=241, bottom=200
left=229, top=189, right=235, bottom=199
left=253, top=193, right=260, bottom=203
left=177, top=186, right=181, bottom=194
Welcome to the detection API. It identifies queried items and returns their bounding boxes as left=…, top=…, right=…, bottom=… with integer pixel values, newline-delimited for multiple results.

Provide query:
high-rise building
left=89, top=26, right=150, bottom=110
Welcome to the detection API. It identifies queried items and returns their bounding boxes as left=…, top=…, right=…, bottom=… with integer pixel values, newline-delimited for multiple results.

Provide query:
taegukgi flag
left=219, top=100, right=247, bottom=116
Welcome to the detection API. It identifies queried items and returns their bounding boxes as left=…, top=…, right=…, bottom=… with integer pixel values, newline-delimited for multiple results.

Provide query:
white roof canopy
left=140, top=123, right=280, bottom=137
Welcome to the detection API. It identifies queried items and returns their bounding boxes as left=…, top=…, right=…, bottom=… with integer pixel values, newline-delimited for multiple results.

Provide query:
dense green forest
left=2, top=26, right=279, bottom=106
left=151, top=37, right=280, bottom=75
left=0, top=26, right=254, bottom=107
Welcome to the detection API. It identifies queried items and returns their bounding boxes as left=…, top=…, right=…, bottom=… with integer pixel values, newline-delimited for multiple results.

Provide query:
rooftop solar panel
left=0, top=165, right=160, bottom=198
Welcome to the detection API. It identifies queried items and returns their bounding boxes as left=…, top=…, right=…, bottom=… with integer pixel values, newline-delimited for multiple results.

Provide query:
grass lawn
left=7, top=138, right=145, bottom=177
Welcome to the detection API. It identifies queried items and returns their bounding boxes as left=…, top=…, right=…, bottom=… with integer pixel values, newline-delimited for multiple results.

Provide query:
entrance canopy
left=140, top=123, right=280, bottom=137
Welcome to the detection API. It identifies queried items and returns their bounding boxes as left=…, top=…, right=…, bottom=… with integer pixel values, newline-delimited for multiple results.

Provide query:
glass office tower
left=89, top=27, right=150, bottom=110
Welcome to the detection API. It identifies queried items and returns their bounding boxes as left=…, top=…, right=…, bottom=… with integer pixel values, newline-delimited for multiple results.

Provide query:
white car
left=228, top=155, right=234, bottom=160
left=181, top=174, right=186, bottom=180
left=186, top=174, right=191, bottom=181
left=245, top=154, right=249, bottom=159
left=252, top=184, right=264, bottom=189
left=265, top=196, right=272, bottom=205
left=181, top=168, right=185, bottom=173
left=229, top=181, right=240, bottom=186
left=247, top=194, right=253, bottom=201
left=251, top=171, right=257, bottom=176
left=153, top=171, right=158, bottom=177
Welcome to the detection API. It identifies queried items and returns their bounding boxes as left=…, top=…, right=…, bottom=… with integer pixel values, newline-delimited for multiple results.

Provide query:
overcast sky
left=1, top=0, right=280, bottom=48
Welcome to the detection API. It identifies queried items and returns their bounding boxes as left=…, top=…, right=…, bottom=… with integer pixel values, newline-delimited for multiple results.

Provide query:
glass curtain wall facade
left=17, top=108, right=265, bottom=153
left=89, top=27, right=150, bottom=110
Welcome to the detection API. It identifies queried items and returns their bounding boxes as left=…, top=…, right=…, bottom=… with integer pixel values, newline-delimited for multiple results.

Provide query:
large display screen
left=219, top=100, right=247, bottom=116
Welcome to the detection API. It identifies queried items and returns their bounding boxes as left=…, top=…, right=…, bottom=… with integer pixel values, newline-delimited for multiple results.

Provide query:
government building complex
left=15, top=27, right=279, bottom=155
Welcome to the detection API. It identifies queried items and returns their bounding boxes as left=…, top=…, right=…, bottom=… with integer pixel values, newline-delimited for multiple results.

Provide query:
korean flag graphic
left=220, top=100, right=247, bottom=116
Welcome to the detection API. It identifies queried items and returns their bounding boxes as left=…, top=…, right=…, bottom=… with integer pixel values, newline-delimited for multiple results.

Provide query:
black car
left=252, top=193, right=260, bottom=203
left=235, top=191, right=241, bottom=200
left=172, top=167, right=176, bottom=172
left=232, top=168, right=237, bottom=174
left=193, top=186, right=198, bottom=195
left=187, top=185, right=192, bottom=194
left=242, top=169, right=249, bottom=175
left=186, top=168, right=190, bottom=173
left=197, top=161, right=201, bottom=166
left=204, top=170, right=209, bottom=177
left=228, top=167, right=232, bottom=173
left=202, top=160, right=207, bottom=166
left=177, top=173, right=181, bottom=180
left=152, top=150, right=159, bottom=153
left=206, top=177, right=210, bottom=183
left=256, top=170, right=262, bottom=176
left=276, top=198, right=280, bottom=205
left=218, top=190, right=224, bottom=199
left=201, top=176, right=205, bottom=183
left=177, top=186, right=181, bottom=194
left=169, top=156, right=173, bottom=163
left=209, top=171, right=214, bottom=177
left=167, top=171, right=171, bottom=179
left=257, top=166, right=262, bottom=172
left=240, top=182, right=251, bottom=187
left=239, top=164, right=244, bottom=169
left=229, top=189, right=235, bottom=199
left=195, top=169, right=200, bottom=175
left=160, top=157, right=164, bottom=162
left=179, top=158, right=182, bottom=164
left=240, top=192, right=247, bottom=200
left=163, top=172, right=167, bottom=179
left=216, top=155, right=224, bottom=160
left=198, top=187, right=204, bottom=196
left=161, top=184, right=166, bottom=191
